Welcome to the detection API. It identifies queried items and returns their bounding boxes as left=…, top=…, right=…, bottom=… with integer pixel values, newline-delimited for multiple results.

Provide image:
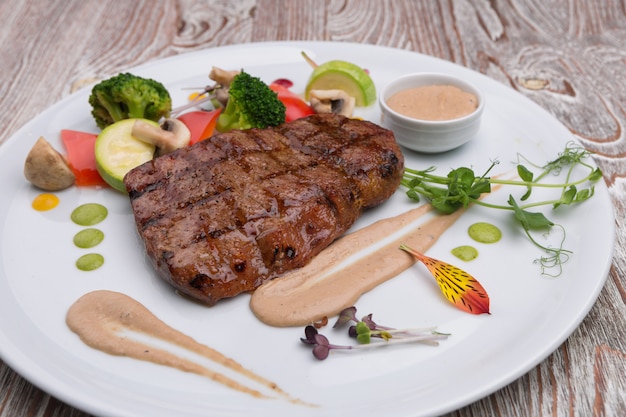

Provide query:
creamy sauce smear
left=67, top=290, right=305, bottom=404
left=387, top=84, right=478, bottom=121
left=250, top=204, right=466, bottom=327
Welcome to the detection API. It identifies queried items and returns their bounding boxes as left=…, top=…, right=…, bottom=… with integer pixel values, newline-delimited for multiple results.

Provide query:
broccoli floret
left=88, top=72, right=172, bottom=129
left=215, top=71, right=286, bottom=132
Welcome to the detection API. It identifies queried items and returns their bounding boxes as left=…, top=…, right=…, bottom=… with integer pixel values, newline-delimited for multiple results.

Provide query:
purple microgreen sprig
left=301, top=325, right=359, bottom=360
left=337, top=307, right=445, bottom=342
left=333, top=306, right=358, bottom=328
left=301, top=306, right=450, bottom=360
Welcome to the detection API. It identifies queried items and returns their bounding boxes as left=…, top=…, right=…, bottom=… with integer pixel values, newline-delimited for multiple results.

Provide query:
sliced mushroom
left=209, top=67, right=240, bottom=87
left=309, top=89, right=356, bottom=117
left=132, top=118, right=191, bottom=156
left=24, top=136, right=75, bottom=191
left=208, top=67, right=240, bottom=108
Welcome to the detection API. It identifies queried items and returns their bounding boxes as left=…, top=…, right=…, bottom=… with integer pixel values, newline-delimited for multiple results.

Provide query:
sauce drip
left=468, top=222, right=502, bottom=243
left=70, top=203, right=107, bottom=271
left=71, top=203, right=108, bottom=226
left=75, top=253, right=104, bottom=271
left=73, top=228, right=104, bottom=248
left=451, top=245, right=479, bottom=261
left=32, top=193, right=59, bottom=211
left=250, top=204, right=466, bottom=327
left=66, top=290, right=302, bottom=403
left=387, top=85, right=478, bottom=121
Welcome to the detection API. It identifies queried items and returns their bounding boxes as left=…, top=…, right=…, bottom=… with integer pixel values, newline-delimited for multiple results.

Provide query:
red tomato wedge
left=177, top=109, right=221, bottom=145
left=269, top=83, right=315, bottom=122
left=60, top=130, right=108, bottom=187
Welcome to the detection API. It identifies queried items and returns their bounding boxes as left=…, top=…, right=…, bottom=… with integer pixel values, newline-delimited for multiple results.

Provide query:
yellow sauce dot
left=32, top=193, right=60, bottom=211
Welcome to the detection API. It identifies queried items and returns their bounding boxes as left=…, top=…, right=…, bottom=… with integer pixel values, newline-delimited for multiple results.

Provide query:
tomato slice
left=60, top=130, right=108, bottom=187
left=177, top=109, right=221, bottom=145
left=269, top=83, right=315, bottom=122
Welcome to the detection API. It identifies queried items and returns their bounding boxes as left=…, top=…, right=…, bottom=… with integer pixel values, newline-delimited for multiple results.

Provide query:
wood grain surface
left=1, top=0, right=625, bottom=416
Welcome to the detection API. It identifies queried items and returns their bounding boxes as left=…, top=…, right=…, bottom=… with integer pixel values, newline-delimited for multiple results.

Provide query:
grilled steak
left=124, top=113, right=404, bottom=305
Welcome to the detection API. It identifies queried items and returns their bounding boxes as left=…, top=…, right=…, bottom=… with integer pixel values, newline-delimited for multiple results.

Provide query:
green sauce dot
left=468, top=222, right=502, bottom=244
left=76, top=253, right=104, bottom=271
left=451, top=245, right=479, bottom=261
left=71, top=203, right=108, bottom=226
left=73, top=228, right=104, bottom=249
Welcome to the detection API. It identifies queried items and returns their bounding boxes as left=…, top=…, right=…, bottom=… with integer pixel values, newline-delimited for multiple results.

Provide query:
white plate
left=0, top=42, right=615, bottom=417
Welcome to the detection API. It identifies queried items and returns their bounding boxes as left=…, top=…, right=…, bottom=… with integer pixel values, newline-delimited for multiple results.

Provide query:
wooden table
left=1, top=1, right=624, bottom=416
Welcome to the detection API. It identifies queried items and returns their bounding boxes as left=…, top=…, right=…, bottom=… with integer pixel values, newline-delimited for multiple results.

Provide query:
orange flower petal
left=400, top=244, right=490, bottom=314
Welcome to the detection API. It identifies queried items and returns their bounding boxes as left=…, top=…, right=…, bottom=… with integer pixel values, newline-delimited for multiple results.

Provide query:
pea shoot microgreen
left=301, top=306, right=449, bottom=360
left=401, top=142, right=602, bottom=276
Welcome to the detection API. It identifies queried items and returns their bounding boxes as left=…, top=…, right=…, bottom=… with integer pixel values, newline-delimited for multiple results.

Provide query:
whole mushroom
left=24, top=136, right=76, bottom=191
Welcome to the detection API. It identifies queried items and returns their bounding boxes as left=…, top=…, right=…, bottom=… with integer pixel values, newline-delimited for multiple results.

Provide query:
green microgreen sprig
left=401, top=142, right=602, bottom=276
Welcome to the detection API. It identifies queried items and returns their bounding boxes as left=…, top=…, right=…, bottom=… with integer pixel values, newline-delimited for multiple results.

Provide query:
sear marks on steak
left=124, top=113, right=404, bottom=305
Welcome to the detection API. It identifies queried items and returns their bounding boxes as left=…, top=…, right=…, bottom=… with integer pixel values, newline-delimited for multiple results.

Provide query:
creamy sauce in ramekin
left=387, top=85, right=478, bottom=121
